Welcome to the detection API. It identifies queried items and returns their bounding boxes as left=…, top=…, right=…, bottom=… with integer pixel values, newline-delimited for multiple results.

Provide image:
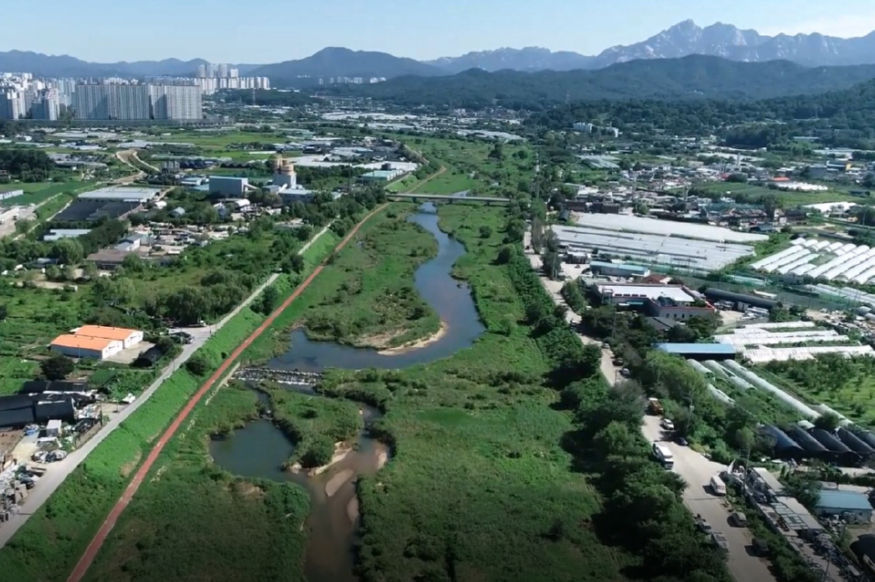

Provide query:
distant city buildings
left=194, top=61, right=269, bottom=95
left=0, top=63, right=268, bottom=120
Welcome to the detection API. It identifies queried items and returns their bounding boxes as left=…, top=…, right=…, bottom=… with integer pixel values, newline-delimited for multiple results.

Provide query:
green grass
left=0, top=231, right=341, bottom=582
left=301, top=207, right=440, bottom=348
left=83, top=384, right=311, bottom=582
left=58, top=201, right=630, bottom=581
left=757, top=358, right=875, bottom=425
left=387, top=135, right=533, bottom=196
left=0, top=181, right=96, bottom=207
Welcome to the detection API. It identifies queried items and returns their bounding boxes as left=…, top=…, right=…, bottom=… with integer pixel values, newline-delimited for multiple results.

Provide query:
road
left=642, top=416, right=776, bottom=582
left=113, top=150, right=147, bottom=184
left=66, top=207, right=384, bottom=582
left=0, top=226, right=332, bottom=549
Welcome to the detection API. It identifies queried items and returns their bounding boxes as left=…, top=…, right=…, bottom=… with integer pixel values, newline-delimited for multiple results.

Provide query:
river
left=269, top=203, right=485, bottom=370
left=210, top=204, right=483, bottom=581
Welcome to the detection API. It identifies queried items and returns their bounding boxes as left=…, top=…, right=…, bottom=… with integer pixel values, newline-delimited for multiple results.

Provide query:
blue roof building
left=815, top=489, right=873, bottom=524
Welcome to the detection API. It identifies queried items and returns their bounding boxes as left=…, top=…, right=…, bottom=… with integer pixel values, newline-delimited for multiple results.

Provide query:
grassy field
left=387, top=135, right=533, bottom=196
left=301, top=207, right=440, bottom=348
left=0, top=236, right=339, bottom=581
left=758, top=357, right=875, bottom=425
left=71, top=202, right=628, bottom=582
left=0, top=180, right=96, bottom=207
left=695, top=181, right=855, bottom=206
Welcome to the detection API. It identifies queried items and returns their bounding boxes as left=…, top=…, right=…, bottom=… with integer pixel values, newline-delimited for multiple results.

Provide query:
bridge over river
left=388, top=192, right=509, bottom=205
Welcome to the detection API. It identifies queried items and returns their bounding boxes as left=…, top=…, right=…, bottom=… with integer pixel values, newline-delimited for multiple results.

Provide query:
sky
left=5, top=0, right=875, bottom=63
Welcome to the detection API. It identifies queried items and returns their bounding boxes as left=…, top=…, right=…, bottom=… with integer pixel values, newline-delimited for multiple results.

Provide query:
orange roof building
left=73, top=325, right=143, bottom=348
left=50, top=334, right=122, bottom=360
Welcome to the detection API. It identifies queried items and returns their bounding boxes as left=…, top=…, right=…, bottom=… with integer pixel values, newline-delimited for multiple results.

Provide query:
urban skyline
left=2, top=0, right=875, bottom=63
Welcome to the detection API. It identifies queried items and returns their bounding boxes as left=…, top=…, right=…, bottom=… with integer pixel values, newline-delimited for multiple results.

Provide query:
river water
left=269, top=203, right=485, bottom=370
left=210, top=204, right=483, bottom=581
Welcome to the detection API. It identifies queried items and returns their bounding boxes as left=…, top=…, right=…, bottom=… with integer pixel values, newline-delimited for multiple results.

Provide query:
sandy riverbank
left=378, top=320, right=448, bottom=355
left=290, top=443, right=351, bottom=477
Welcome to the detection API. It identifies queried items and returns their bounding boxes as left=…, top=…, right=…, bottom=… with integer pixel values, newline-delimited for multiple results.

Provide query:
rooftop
left=50, top=334, right=115, bottom=351
left=74, top=325, right=139, bottom=341
left=78, top=186, right=159, bottom=202
left=596, top=283, right=695, bottom=304
left=816, top=489, right=874, bottom=511
left=657, top=343, right=737, bottom=355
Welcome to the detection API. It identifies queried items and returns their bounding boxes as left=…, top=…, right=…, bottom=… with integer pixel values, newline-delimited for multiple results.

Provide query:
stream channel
left=210, top=203, right=484, bottom=581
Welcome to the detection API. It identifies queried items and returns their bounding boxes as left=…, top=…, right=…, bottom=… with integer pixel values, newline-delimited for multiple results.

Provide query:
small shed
left=815, top=490, right=873, bottom=524
left=45, top=419, right=62, bottom=438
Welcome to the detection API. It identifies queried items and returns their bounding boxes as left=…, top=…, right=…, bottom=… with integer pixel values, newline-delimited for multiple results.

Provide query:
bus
left=652, top=442, right=674, bottom=469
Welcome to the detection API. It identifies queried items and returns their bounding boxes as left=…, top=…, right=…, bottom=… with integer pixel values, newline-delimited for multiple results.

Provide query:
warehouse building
left=593, top=283, right=715, bottom=321
left=208, top=176, right=250, bottom=197
left=50, top=335, right=122, bottom=360
left=815, top=490, right=873, bottom=524
left=588, top=260, right=651, bottom=278
left=74, top=325, right=143, bottom=349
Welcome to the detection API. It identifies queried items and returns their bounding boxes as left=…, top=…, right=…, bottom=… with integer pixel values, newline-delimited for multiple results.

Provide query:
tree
left=300, top=434, right=335, bottom=468
left=0, top=304, right=6, bottom=321
left=185, top=354, right=208, bottom=377
left=479, top=225, right=492, bottom=239
left=813, top=412, right=841, bottom=431
left=729, top=427, right=753, bottom=456
left=163, top=288, right=210, bottom=325
left=41, top=354, right=74, bottom=380
left=51, top=239, right=84, bottom=265
left=496, top=246, right=514, bottom=264
left=760, top=194, right=783, bottom=221
left=594, top=421, right=641, bottom=459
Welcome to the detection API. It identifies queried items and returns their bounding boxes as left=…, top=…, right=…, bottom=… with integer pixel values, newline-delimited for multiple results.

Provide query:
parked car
left=710, top=531, right=729, bottom=552
left=30, top=451, right=47, bottom=463
left=675, top=435, right=689, bottom=446
left=695, top=514, right=713, bottom=534
left=730, top=511, right=748, bottom=527
left=660, top=418, right=675, bottom=431
left=751, top=538, right=770, bottom=557
left=46, top=450, right=67, bottom=462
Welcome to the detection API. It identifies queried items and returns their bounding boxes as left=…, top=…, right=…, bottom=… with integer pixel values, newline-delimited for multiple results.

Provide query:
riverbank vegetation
left=302, top=207, right=440, bottom=349
left=0, top=236, right=339, bottom=581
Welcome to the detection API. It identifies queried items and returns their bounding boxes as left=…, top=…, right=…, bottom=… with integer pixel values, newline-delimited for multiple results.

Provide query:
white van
left=710, top=473, right=727, bottom=496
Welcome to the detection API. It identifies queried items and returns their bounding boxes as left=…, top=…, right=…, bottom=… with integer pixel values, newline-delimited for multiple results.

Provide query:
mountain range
left=4, top=20, right=875, bottom=85
left=323, top=56, right=875, bottom=107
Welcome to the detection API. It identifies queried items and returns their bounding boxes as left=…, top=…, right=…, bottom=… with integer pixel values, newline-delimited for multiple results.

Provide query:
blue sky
left=5, top=0, right=875, bottom=63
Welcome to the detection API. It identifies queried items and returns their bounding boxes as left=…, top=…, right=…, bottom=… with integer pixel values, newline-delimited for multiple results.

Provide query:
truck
left=652, top=442, right=674, bottom=469
left=647, top=397, right=664, bottom=416
left=709, top=474, right=727, bottom=496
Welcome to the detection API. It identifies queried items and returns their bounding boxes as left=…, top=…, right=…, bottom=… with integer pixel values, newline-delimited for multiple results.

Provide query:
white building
left=50, top=334, right=122, bottom=360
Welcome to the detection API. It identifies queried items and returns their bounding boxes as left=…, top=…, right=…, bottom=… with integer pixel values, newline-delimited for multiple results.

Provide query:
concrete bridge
left=388, top=193, right=510, bottom=205
left=233, top=367, right=324, bottom=386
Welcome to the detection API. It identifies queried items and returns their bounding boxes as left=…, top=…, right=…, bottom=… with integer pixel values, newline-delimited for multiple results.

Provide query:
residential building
left=150, top=84, right=202, bottom=120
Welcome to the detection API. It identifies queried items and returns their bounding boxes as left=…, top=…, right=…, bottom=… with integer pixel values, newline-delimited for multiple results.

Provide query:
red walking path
left=67, top=205, right=387, bottom=582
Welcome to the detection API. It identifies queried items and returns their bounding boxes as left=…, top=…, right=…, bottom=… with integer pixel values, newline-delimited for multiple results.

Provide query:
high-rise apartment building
left=150, top=85, right=202, bottom=120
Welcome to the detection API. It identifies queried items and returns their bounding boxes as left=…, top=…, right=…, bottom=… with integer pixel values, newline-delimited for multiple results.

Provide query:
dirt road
left=66, top=207, right=385, bottom=582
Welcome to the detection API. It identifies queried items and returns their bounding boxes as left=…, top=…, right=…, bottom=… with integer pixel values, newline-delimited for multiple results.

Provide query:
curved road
left=67, top=206, right=386, bottom=582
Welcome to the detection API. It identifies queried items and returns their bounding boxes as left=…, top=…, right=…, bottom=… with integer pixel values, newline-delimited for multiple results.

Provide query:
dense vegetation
left=0, top=148, right=54, bottom=181
left=326, top=55, right=875, bottom=109
left=531, top=77, right=875, bottom=147
left=301, top=207, right=440, bottom=348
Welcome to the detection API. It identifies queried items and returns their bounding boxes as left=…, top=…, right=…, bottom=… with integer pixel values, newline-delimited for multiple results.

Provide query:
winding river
left=269, top=203, right=485, bottom=370
left=210, top=203, right=484, bottom=581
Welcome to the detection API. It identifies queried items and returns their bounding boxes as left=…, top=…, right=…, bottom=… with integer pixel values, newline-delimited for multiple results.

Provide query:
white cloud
left=759, top=13, right=875, bottom=38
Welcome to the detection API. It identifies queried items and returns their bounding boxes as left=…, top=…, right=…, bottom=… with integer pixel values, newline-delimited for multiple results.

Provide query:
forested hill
left=528, top=78, right=875, bottom=147
left=319, top=55, right=875, bottom=109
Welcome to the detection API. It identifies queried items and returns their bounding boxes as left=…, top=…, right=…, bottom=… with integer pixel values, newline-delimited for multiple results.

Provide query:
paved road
left=641, top=416, right=776, bottom=582
left=66, top=207, right=384, bottom=582
left=0, top=226, right=332, bottom=549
